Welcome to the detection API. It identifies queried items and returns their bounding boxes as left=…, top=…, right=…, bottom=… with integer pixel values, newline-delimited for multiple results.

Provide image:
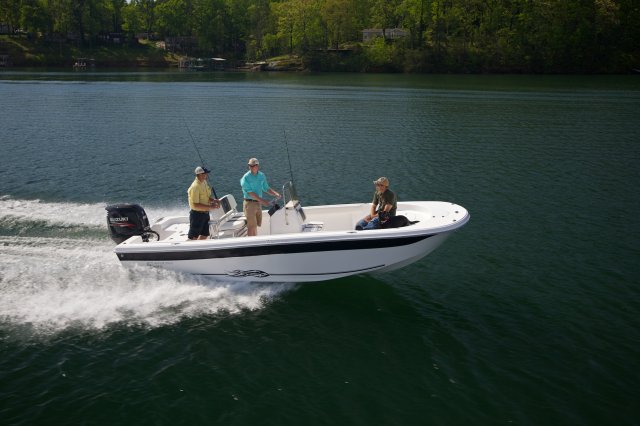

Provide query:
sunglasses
left=249, top=164, right=259, bottom=167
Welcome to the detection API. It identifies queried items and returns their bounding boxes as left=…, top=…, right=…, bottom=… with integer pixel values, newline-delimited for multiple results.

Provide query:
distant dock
left=178, top=57, right=226, bottom=71
left=73, top=58, right=95, bottom=70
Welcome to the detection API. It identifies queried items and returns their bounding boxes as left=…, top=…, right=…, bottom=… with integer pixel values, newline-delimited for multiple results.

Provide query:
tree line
left=1, top=0, right=638, bottom=73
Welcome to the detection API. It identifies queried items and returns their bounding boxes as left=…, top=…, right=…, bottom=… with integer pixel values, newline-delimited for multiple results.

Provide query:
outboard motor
left=105, top=203, right=156, bottom=244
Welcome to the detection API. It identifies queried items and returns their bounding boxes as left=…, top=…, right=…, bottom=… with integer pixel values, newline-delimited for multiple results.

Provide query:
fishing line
left=183, top=117, right=218, bottom=199
left=184, top=118, right=207, bottom=167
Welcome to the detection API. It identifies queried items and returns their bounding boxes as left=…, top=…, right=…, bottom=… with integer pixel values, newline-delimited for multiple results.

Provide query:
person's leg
left=188, top=210, right=199, bottom=240
left=255, top=207, right=263, bottom=233
left=244, top=201, right=259, bottom=236
left=363, top=217, right=380, bottom=230
left=196, top=212, right=210, bottom=239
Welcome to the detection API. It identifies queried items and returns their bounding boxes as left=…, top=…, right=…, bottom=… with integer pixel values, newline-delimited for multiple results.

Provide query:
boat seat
left=209, top=195, right=247, bottom=238
left=218, top=213, right=247, bottom=238
left=151, top=216, right=189, bottom=240
left=209, top=195, right=236, bottom=223
left=220, top=212, right=246, bottom=229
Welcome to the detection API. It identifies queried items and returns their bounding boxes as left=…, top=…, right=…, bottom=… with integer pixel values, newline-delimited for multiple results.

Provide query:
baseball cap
left=248, top=158, right=260, bottom=166
left=195, top=166, right=211, bottom=175
left=373, top=177, right=390, bottom=186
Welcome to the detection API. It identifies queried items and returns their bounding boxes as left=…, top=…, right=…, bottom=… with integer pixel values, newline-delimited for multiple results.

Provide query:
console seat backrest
left=209, top=194, right=247, bottom=238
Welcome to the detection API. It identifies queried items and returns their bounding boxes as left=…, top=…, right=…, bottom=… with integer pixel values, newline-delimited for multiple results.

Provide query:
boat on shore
left=106, top=182, right=469, bottom=282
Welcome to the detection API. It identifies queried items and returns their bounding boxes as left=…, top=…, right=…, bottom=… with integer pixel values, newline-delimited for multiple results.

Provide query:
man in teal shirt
left=240, top=158, right=280, bottom=236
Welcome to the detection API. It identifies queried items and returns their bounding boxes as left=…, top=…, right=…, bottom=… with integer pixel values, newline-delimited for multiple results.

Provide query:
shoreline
left=2, top=36, right=638, bottom=75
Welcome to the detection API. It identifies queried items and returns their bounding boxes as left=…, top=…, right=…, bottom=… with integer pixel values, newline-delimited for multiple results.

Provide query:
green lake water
left=1, top=71, right=639, bottom=425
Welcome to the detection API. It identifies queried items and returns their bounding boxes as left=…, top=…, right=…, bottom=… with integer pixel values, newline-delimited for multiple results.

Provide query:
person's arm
left=248, top=191, right=271, bottom=207
left=268, top=188, right=281, bottom=199
left=382, top=191, right=396, bottom=213
left=263, top=175, right=280, bottom=202
left=209, top=198, right=221, bottom=209
left=193, top=201, right=217, bottom=210
left=368, top=203, right=377, bottom=219
left=189, top=185, right=218, bottom=211
left=206, top=181, right=220, bottom=208
left=364, top=193, right=379, bottom=221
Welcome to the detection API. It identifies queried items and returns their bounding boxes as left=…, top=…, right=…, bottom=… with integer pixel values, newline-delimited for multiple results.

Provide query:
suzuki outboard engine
left=105, top=203, right=157, bottom=244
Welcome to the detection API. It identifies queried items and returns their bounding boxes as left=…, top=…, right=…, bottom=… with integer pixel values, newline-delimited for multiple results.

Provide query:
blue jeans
left=356, top=217, right=380, bottom=230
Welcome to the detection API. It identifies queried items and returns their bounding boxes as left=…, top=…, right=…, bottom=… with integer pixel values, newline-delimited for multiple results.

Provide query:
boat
left=106, top=182, right=469, bottom=282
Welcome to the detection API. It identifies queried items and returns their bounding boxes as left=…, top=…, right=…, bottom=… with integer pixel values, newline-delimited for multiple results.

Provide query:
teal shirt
left=241, top=171, right=270, bottom=199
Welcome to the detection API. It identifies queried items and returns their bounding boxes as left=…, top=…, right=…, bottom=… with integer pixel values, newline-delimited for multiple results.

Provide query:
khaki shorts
left=244, top=200, right=262, bottom=227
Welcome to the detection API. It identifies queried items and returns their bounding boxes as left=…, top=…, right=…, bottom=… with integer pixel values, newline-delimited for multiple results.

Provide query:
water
left=1, top=71, right=639, bottom=425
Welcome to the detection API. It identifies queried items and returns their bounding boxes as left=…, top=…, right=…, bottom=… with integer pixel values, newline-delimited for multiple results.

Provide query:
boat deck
left=122, top=198, right=467, bottom=247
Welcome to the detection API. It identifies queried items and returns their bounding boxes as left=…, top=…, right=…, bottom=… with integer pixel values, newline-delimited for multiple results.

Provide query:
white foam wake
left=0, top=195, right=184, bottom=228
left=0, top=236, right=294, bottom=334
left=0, top=197, right=296, bottom=336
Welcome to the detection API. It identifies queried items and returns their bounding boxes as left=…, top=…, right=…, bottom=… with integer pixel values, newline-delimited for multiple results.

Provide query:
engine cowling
left=105, top=203, right=151, bottom=244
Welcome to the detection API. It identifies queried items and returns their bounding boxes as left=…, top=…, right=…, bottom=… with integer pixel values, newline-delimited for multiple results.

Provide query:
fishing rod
left=283, top=129, right=295, bottom=186
left=183, top=118, right=219, bottom=199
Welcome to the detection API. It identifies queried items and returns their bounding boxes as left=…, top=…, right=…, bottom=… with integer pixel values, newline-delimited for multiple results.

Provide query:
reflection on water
left=2, top=69, right=640, bottom=91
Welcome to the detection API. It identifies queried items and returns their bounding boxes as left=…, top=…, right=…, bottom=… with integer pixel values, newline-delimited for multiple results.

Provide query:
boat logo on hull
left=227, top=270, right=270, bottom=278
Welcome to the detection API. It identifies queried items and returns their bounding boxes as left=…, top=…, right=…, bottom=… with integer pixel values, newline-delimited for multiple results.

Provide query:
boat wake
left=0, top=196, right=296, bottom=336
left=0, top=195, right=180, bottom=229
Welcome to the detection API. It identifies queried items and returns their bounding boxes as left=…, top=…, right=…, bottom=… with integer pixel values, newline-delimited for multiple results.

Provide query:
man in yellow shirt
left=188, top=166, right=220, bottom=240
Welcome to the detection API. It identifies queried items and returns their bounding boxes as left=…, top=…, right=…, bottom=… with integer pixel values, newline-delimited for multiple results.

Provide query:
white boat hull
left=110, top=196, right=469, bottom=283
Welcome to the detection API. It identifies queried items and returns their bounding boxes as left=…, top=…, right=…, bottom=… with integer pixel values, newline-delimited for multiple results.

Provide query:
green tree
left=273, top=0, right=323, bottom=53
left=192, top=0, right=227, bottom=52
left=122, top=1, right=144, bottom=35
left=321, top=0, right=358, bottom=49
left=0, top=0, right=21, bottom=33
left=246, top=0, right=274, bottom=59
left=132, top=0, right=156, bottom=37
left=370, top=0, right=403, bottom=39
left=156, top=0, right=192, bottom=36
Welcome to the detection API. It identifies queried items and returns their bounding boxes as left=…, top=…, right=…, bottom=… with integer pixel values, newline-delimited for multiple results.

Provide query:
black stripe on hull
left=117, top=234, right=435, bottom=262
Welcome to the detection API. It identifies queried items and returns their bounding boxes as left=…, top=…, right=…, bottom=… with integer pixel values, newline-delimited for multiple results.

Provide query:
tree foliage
left=1, top=0, right=637, bottom=72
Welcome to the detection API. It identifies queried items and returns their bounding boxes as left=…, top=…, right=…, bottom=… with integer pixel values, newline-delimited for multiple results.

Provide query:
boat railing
left=281, top=181, right=297, bottom=207
left=281, top=181, right=306, bottom=225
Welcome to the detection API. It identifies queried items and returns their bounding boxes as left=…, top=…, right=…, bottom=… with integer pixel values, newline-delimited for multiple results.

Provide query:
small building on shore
left=362, top=28, right=409, bottom=43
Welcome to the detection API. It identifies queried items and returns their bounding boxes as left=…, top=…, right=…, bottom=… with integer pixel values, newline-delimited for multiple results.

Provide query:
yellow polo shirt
left=188, top=178, right=212, bottom=212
